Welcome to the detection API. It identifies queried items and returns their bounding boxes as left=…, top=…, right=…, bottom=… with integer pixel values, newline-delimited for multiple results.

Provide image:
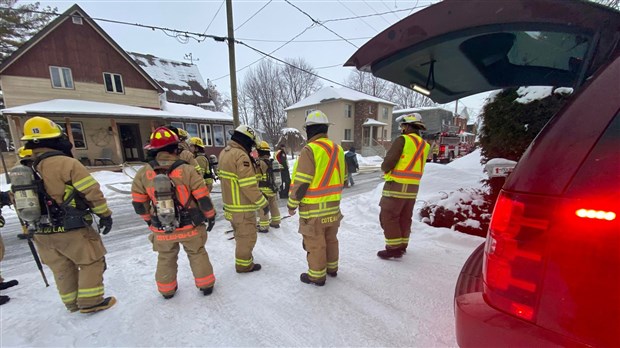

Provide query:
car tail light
left=483, top=191, right=550, bottom=322
left=440, top=145, right=446, bottom=153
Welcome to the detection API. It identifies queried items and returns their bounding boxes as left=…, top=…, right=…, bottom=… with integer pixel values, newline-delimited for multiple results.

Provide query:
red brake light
left=483, top=191, right=551, bottom=322
left=440, top=145, right=446, bottom=152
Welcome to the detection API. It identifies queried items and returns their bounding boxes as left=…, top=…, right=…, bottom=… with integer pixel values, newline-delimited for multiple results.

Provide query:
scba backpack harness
left=10, top=151, right=93, bottom=234
left=259, top=158, right=282, bottom=193
left=148, top=160, right=210, bottom=233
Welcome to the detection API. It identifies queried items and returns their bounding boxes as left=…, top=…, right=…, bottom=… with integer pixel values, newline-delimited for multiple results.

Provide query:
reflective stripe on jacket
left=288, top=136, right=344, bottom=218
left=384, top=133, right=429, bottom=185
left=218, top=141, right=267, bottom=214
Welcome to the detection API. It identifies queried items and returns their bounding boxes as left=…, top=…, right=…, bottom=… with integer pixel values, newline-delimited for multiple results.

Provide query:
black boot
left=0, top=280, right=18, bottom=290
left=327, top=271, right=337, bottom=278
left=79, top=296, right=117, bottom=313
left=300, top=273, right=325, bottom=286
left=162, top=287, right=178, bottom=299
left=0, top=295, right=9, bottom=305
left=237, top=263, right=262, bottom=273
left=201, top=287, right=214, bottom=296
left=377, top=248, right=404, bottom=260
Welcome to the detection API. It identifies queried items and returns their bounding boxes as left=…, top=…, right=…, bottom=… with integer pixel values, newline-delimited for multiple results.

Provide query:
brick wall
left=353, top=101, right=377, bottom=149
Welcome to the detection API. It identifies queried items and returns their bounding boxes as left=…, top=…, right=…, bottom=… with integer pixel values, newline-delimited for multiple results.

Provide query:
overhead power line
left=202, top=0, right=225, bottom=35
left=284, top=0, right=358, bottom=49
left=237, top=36, right=371, bottom=43
left=235, top=0, right=272, bottom=31
left=337, top=0, right=379, bottom=33
left=322, top=5, right=427, bottom=23
left=362, top=0, right=392, bottom=26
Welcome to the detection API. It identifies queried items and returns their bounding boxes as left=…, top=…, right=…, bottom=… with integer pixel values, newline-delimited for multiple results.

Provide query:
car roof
left=344, top=0, right=620, bottom=103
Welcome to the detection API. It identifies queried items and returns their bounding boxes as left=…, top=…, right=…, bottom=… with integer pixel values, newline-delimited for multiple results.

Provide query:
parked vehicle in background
left=434, top=132, right=460, bottom=163
left=346, top=0, right=620, bottom=346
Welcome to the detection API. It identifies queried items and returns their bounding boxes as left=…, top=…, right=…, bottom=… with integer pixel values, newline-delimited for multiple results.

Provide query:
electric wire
left=235, top=0, right=272, bottom=31
left=202, top=0, right=225, bottom=35
left=236, top=36, right=371, bottom=43
left=337, top=0, right=379, bottom=33
left=362, top=0, right=392, bottom=26
left=283, top=0, right=358, bottom=49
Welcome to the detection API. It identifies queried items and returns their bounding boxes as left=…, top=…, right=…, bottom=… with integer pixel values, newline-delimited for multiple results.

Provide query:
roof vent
left=72, top=16, right=83, bottom=25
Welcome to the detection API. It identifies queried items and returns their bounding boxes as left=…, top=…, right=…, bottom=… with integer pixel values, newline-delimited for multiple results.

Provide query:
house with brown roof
left=0, top=4, right=232, bottom=167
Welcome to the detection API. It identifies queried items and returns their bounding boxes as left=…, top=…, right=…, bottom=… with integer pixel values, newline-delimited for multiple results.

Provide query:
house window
left=344, top=129, right=352, bottom=141
left=70, top=122, right=86, bottom=149
left=224, top=125, right=234, bottom=144
left=170, top=122, right=184, bottom=131
left=345, top=105, right=352, bottom=118
left=184, top=123, right=198, bottom=138
left=383, top=129, right=388, bottom=140
left=103, top=73, right=124, bottom=94
left=213, top=125, right=225, bottom=147
left=382, top=106, right=388, bottom=120
left=200, top=124, right=213, bottom=146
left=49, top=66, right=73, bottom=89
left=368, top=105, right=372, bottom=114
left=72, top=16, right=83, bottom=25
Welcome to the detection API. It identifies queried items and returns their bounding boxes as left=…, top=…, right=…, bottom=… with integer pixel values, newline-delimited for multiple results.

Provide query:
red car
left=346, top=0, right=620, bottom=346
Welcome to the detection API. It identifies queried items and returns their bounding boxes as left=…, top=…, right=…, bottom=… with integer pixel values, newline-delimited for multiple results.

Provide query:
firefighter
left=164, top=125, right=203, bottom=176
left=256, top=141, right=281, bottom=233
left=218, top=125, right=268, bottom=273
left=287, top=111, right=345, bottom=286
left=378, top=113, right=430, bottom=259
left=0, top=197, right=18, bottom=306
left=131, top=127, right=217, bottom=299
left=275, top=144, right=291, bottom=198
left=17, top=116, right=115, bottom=313
left=188, top=137, right=214, bottom=192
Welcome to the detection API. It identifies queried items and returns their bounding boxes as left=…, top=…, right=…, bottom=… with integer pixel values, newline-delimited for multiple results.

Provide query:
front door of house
left=118, top=124, right=144, bottom=162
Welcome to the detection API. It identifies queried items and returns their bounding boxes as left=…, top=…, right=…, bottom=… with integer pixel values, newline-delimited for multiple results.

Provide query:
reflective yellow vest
left=292, top=138, right=345, bottom=204
left=384, top=133, right=430, bottom=185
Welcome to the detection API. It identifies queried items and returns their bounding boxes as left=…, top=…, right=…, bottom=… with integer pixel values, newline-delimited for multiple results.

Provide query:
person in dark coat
left=275, top=144, right=291, bottom=198
left=345, top=147, right=359, bottom=187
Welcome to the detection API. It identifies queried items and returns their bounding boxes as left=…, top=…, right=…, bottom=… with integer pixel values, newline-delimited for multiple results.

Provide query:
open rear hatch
left=345, top=0, right=620, bottom=103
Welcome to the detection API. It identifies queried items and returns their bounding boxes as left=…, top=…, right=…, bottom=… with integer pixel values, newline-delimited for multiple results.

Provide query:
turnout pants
left=149, top=224, right=215, bottom=296
left=34, top=227, right=107, bottom=311
left=229, top=211, right=259, bottom=272
left=299, top=213, right=342, bottom=282
left=258, top=194, right=281, bottom=228
left=379, top=196, right=416, bottom=251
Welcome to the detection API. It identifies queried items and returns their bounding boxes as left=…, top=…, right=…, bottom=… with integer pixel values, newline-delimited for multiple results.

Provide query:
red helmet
left=145, top=127, right=179, bottom=150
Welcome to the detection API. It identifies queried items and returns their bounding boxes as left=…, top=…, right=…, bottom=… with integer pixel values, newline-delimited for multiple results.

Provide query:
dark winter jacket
left=345, top=150, right=359, bottom=174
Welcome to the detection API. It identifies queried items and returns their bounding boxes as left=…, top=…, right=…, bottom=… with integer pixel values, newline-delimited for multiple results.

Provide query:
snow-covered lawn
left=0, top=151, right=486, bottom=347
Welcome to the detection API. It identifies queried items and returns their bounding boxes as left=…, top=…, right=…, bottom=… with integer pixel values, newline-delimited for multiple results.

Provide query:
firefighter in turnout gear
left=378, top=113, right=430, bottom=259
left=17, top=116, right=115, bottom=313
left=288, top=111, right=345, bottom=286
left=164, top=125, right=203, bottom=177
left=0, top=191, right=18, bottom=306
left=189, top=137, right=214, bottom=192
left=132, top=127, right=217, bottom=299
left=256, top=141, right=281, bottom=233
left=218, top=125, right=267, bottom=273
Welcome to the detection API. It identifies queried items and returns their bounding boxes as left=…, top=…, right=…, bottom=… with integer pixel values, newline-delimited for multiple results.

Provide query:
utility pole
left=226, top=0, right=240, bottom=127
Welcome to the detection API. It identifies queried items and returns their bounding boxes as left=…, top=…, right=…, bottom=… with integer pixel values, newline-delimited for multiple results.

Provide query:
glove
left=98, top=216, right=113, bottom=235
left=0, top=215, right=5, bottom=228
left=206, top=216, right=215, bottom=232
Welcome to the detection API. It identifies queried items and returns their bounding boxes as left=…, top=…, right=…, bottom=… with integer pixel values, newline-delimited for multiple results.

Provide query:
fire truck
left=430, top=132, right=460, bottom=163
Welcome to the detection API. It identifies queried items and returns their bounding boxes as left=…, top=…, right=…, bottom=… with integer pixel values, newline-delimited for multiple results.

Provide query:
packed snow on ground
left=0, top=151, right=486, bottom=347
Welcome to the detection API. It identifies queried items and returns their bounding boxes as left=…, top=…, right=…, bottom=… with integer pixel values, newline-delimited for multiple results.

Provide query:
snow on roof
left=161, top=101, right=232, bottom=121
left=1, top=99, right=175, bottom=117
left=285, top=86, right=396, bottom=111
left=0, top=99, right=233, bottom=122
left=128, top=52, right=210, bottom=105
left=362, top=118, right=388, bottom=126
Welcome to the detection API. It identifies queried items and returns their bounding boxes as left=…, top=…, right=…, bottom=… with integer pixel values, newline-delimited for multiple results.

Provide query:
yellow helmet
left=18, top=146, right=33, bottom=159
left=257, top=141, right=271, bottom=151
left=189, top=137, right=205, bottom=147
left=21, top=116, right=63, bottom=141
left=177, top=128, right=189, bottom=140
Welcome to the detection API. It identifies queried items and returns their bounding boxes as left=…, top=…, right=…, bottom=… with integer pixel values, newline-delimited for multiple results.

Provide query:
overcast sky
left=29, top=0, right=490, bottom=116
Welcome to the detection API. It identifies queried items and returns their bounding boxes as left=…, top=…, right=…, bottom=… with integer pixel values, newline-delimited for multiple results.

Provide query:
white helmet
left=232, top=124, right=259, bottom=145
left=396, top=112, right=426, bottom=130
left=305, top=110, right=331, bottom=126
